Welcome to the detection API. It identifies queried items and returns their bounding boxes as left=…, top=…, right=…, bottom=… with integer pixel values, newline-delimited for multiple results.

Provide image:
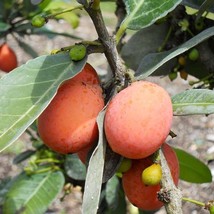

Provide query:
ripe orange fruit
left=72, top=63, right=100, bottom=85
left=38, top=64, right=104, bottom=154
left=0, top=43, right=18, bottom=72
left=122, top=143, right=179, bottom=211
left=104, top=81, right=173, bottom=159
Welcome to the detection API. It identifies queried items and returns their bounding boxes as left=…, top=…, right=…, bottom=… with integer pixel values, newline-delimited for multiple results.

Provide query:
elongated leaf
left=0, top=53, right=87, bottom=152
left=135, top=26, right=214, bottom=79
left=82, top=109, right=107, bottom=214
left=105, top=175, right=120, bottom=209
left=121, top=0, right=181, bottom=30
left=172, top=89, right=214, bottom=116
left=3, top=171, right=65, bottom=214
left=17, top=39, right=38, bottom=58
left=64, top=154, right=86, bottom=180
left=174, top=148, right=212, bottom=183
left=182, top=0, right=214, bottom=12
left=196, top=0, right=214, bottom=21
left=13, top=150, right=36, bottom=164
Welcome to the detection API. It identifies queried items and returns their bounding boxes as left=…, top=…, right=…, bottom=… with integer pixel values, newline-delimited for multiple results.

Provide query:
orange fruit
left=104, top=81, right=173, bottom=159
left=122, top=143, right=179, bottom=211
left=0, top=43, right=18, bottom=72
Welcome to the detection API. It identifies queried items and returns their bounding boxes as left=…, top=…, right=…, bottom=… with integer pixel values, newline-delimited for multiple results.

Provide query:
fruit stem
left=158, top=26, right=173, bottom=52
left=35, top=158, right=61, bottom=164
left=182, top=197, right=205, bottom=207
left=46, top=5, right=84, bottom=19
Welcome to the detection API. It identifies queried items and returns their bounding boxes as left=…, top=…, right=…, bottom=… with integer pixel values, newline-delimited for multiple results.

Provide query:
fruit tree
left=0, top=0, right=214, bottom=214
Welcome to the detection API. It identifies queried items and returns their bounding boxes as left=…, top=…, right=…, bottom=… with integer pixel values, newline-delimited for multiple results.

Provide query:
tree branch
left=159, top=148, right=183, bottom=214
left=84, top=7, right=125, bottom=87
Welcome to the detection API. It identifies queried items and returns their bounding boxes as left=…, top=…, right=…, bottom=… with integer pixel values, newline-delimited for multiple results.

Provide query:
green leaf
left=182, top=0, right=214, bottom=12
left=0, top=53, right=87, bottom=152
left=105, top=179, right=127, bottom=214
left=13, top=150, right=36, bottom=164
left=102, top=143, right=122, bottom=183
left=82, top=109, right=107, bottom=214
left=17, top=39, right=38, bottom=58
left=174, top=148, right=212, bottom=183
left=64, top=154, right=86, bottom=180
left=172, top=89, right=214, bottom=116
left=196, top=0, right=214, bottom=20
left=121, top=23, right=176, bottom=75
left=3, top=171, right=65, bottom=214
left=105, top=175, right=120, bottom=209
left=0, top=21, right=11, bottom=33
left=32, top=27, right=82, bottom=40
left=121, top=0, right=182, bottom=30
left=135, top=26, right=214, bottom=79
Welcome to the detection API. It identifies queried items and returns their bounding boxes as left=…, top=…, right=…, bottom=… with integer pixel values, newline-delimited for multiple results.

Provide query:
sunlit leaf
left=82, top=109, right=107, bottom=214
left=0, top=53, right=87, bottom=152
left=174, top=148, right=212, bottom=183
left=121, top=0, right=182, bottom=30
left=172, top=89, right=214, bottom=116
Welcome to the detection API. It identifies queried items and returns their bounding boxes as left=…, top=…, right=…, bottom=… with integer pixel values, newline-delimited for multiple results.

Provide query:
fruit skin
left=38, top=64, right=104, bottom=154
left=117, top=158, right=132, bottom=174
left=104, top=81, right=173, bottom=159
left=69, top=44, right=87, bottom=61
left=188, top=48, right=199, bottom=61
left=72, top=63, right=100, bottom=85
left=31, top=15, right=46, bottom=28
left=122, top=143, right=179, bottom=211
left=142, top=163, right=162, bottom=186
left=0, top=43, right=18, bottom=72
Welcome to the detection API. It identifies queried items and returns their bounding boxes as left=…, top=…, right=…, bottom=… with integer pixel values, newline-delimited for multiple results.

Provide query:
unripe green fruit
left=194, top=19, right=204, bottom=31
left=117, top=158, right=132, bottom=173
left=69, top=45, right=87, bottom=61
left=31, top=15, right=46, bottom=28
left=168, top=72, right=177, bottom=81
left=188, top=48, right=199, bottom=61
left=142, top=163, right=162, bottom=186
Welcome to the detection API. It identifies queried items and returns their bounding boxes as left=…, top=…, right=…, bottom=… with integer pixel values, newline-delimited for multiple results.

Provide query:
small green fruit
left=194, top=19, right=204, bottom=31
left=142, top=163, right=162, bottom=186
left=168, top=72, right=177, bottom=81
left=31, top=15, right=46, bottom=28
left=69, top=44, right=87, bottom=61
left=188, top=48, right=199, bottom=61
left=117, top=158, right=132, bottom=173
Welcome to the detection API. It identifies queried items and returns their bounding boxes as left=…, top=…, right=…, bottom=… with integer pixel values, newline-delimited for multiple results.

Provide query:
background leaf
left=82, top=109, right=107, bottom=214
left=3, top=171, right=65, bottom=214
left=121, top=23, right=176, bottom=75
left=64, top=154, right=86, bottom=180
left=0, top=53, right=87, bottom=152
left=172, top=89, right=214, bottom=116
left=182, top=0, right=214, bottom=12
left=135, top=26, right=214, bottom=79
left=122, top=0, right=182, bottom=30
left=174, top=148, right=212, bottom=183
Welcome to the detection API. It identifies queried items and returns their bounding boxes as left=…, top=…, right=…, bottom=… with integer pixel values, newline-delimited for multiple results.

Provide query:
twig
left=159, top=148, right=183, bottom=213
left=84, top=6, right=125, bottom=87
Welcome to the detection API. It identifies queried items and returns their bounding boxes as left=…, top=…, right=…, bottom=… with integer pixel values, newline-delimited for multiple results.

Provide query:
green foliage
left=3, top=171, right=65, bottom=214
left=172, top=89, right=214, bottom=115
left=82, top=109, right=107, bottom=214
left=0, top=0, right=214, bottom=213
left=0, top=53, right=87, bottom=152
left=174, top=148, right=212, bottom=183
left=64, top=154, right=86, bottom=180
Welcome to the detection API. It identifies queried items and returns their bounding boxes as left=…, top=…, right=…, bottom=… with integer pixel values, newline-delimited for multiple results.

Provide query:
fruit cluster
left=0, top=43, right=18, bottom=73
left=38, top=63, right=179, bottom=211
